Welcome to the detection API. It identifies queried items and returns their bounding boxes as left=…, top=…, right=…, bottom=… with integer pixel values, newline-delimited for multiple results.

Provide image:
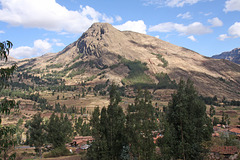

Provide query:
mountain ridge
left=4, top=22, right=240, bottom=100
left=212, top=48, right=240, bottom=64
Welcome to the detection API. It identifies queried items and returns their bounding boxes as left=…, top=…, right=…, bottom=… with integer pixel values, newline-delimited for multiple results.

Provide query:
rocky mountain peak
left=76, top=23, right=121, bottom=58
left=212, top=48, right=240, bottom=64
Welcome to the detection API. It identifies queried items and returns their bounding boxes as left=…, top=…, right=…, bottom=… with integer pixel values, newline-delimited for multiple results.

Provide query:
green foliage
left=126, top=89, right=157, bottom=159
left=119, top=57, right=154, bottom=85
left=65, top=61, right=85, bottom=71
left=46, top=113, right=73, bottom=148
left=0, top=65, right=16, bottom=89
left=122, top=73, right=153, bottom=85
left=0, top=40, right=12, bottom=61
left=209, top=105, right=215, bottom=117
left=121, top=58, right=148, bottom=77
left=0, top=41, right=17, bottom=160
left=213, top=117, right=220, bottom=126
left=67, top=68, right=85, bottom=78
left=0, top=125, right=16, bottom=160
left=109, top=63, right=120, bottom=69
left=151, top=53, right=168, bottom=68
left=221, top=112, right=230, bottom=126
left=16, top=118, right=24, bottom=145
left=87, top=75, right=96, bottom=81
left=28, top=113, right=46, bottom=157
left=159, top=79, right=213, bottom=159
left=88, top=85, right=126, bottom=160
left=46, top=63, right=63, bottom=69
left=44, top=146, right=72, bottom=158
left=75, top=117, right=91, bottom=136
left=155, top=72, right=177, bottom=89
left=200, top=95, right=220, bottom=106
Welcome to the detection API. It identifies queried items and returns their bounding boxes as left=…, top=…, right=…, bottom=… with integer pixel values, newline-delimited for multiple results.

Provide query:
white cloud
left=149, top=22, right=212, bottom=35
left=55, top=43, right=65, bottom=47
left=203, top=12, right=212, bottom=16
left=208, top=17, right=223, bottom=27
left=224, top=0, right=240, bottom=12
left=52, top=39, right=65, bottom=47
left=115, top=16, right=122, bottom=22
left=218, top=34, right=230, bottom=41
left=217, top=22, right=240, bottom=41
left=177, top=12, right=192, bottom=19
left=34, top=39, right=52, bottom=53
left=148, top=22, right=174, bottom=33
left=143, top=0, right=209, bottom=7
left=188, top=35, right=197, bottom=41
left=11, top=39, right=52, bottom=59
left=0, top=0, right=114, bottom=34
left=155, top=35, right=160, bottom=38
left=228, top=22, right=240, bottom=37
left=0, top=30, right=4, bottom=33
left=114, top=20, right=147, bottom=34
left=102, top=15, right=114, bottom=23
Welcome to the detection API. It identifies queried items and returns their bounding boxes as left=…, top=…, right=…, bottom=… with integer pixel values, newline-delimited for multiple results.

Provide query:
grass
left=116, top=56, right=154, bottom=86
left=87, top=75, right=96, bottom=81
left=67, top=69, right=85, bottom=78
left=46, top=63, right=63, bottom=69
left=122, top=73, right=154, bottom=85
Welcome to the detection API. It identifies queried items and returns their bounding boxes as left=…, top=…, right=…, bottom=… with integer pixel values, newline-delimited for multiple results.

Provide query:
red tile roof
left=211, top=146, right=238, bottom=155
left=229, top=128, right=240, bottom=134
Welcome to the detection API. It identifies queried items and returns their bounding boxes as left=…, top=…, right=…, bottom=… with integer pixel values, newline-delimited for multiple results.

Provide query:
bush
left=44, top=146, right=72, bottom=158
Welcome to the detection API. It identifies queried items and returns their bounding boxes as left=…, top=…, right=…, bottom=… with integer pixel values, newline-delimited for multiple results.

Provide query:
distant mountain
left=4, top=23, right=240, bottom=100
left=212, top=48, right=240, bottom=64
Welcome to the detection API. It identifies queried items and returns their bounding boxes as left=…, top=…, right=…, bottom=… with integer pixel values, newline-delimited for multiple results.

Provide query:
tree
left=209, top=105, right=215, bottom=117
left=75, top=116, right=91, bottom=136
left=106, top=85, right=126, bottom=159
left=46, top=113, right=73, bottom=148
left=28, top=113, right=46, bottom=157
left=221, top=112, right=230, bottom=126
left=87, top=107, right=102, bottom=160
left=0, top=41, right=17, bottom=160
left=213, top=117, right=220, bottom=126
left=88, top=85, right=126, bottom=160
left=126, top=89, right=157, bottom=159
left=159, top=79, right=212, bottom=159
left=16, top=118, right=24, bottom=145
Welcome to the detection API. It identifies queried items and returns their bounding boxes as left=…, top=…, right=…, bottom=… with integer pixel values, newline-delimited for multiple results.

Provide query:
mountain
left=7, top=23, right=240, bottom=100
left=212, top=48, right=240, bottom=64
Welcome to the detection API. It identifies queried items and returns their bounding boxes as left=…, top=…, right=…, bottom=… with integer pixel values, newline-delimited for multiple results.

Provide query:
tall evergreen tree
left=106, top=85, right=126, bottom=159
left=126, top=89, right=157, bottom=160
left=75, top=116, right=91, bottom=136
left=88, top=85, right=126, bottom=160
left=87, top=107, right=104, bottom=159
left=28, top=113, right=46, bottom=157
left=158, top=79, right=213, bottom=159
left=46, top=113, right=73, bottom=148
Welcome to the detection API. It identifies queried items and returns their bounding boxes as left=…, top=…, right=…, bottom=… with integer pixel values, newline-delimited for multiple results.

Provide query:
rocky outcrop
left=212, top=48, right=240, bottom=64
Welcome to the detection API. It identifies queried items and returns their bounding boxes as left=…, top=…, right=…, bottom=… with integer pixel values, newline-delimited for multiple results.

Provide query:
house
left=229, top=127, right=240, bottom=135
left=70, top=136, right=94, bottom=147
left=210, top=146, right=239, bottom=160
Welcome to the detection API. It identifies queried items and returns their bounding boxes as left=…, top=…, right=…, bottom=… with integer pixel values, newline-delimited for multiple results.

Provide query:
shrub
left=151, top=53, right=168, bottom=68
left=44, top=146, right=72, bottom=158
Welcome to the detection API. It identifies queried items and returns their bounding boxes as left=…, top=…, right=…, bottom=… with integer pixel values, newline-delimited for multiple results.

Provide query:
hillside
left=212, top=48, right=240, bottom=64
left=4, top=22, right=240, bottom=100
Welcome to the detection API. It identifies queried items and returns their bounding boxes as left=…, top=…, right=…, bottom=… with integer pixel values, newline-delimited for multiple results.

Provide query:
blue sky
left=0, top=0, right=239, bottom=59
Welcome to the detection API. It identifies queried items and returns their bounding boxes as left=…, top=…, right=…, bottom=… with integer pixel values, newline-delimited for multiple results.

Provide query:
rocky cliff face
left=212, top=48, right=240, bottom=64
left=9, top=23, right=240, bottom=99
